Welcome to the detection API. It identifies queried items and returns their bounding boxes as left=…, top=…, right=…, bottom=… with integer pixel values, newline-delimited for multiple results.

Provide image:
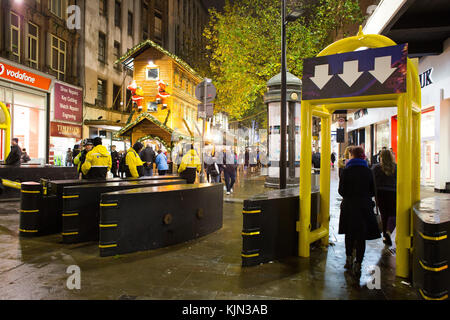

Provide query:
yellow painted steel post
left=0, top=102, right=12, bottom=160
left=396, top=93, right=413, bottom=278
left=299, top=100, right=312, bottom=257
left=319, top=112, right=331, bottom=247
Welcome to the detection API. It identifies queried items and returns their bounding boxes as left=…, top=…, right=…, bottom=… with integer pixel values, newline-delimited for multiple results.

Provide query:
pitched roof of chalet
left=114, top=39, right=203, bottom=80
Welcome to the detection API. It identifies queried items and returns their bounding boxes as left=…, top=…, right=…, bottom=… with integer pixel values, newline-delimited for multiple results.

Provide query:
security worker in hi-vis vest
left=81, top=137, right=112, bottom=179
left=125, top=142, right=145, bottom=178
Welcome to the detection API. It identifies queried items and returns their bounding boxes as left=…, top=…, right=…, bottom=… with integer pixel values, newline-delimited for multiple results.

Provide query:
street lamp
left=280, top=1, right=303, bottom=189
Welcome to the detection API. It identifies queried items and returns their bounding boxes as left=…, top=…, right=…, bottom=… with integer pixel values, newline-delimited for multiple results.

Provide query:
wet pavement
left=0, top=168, right=435, bottom=300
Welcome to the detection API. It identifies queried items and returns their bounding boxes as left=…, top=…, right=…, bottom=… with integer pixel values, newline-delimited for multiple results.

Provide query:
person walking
left=206, top=149, right=221, bottom=183
left=74, top=139, right=93, bottom=179
left=372, top=149, right=397, bottom=247
left=312, top=149, right=321, bottom=169
left=140, top=144, right=156, bottom=176
left=81, top=137, right=112, bottom=180
left=155, top=149, right=169, bottom=176
left=331, top=152, right=336, bottom=169
left=5, top=138, right=22, bottom=166
left=110, top=145, right=119, bottom=178
left=118, top=151, right=127, bottom=178
left=178, top=145, right=201, bottom=183
left=338, top=146, right=381, bottom=277
left=125, top=142, right=145, bottom=178
left=223, top=150, right=237, bottom=195
left=65, top=148, right=73, bottom=167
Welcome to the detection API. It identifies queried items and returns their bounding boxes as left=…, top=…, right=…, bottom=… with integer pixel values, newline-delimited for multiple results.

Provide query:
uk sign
left=302, top=44, right=408, bottom=100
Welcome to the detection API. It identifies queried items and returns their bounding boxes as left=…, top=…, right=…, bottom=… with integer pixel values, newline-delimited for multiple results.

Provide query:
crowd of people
left=337, top=145, right=397, bottom=278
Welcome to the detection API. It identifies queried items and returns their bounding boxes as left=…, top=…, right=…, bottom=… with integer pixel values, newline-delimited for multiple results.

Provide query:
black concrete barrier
left=62, top=179, right=186, bottom=243
left=413, top=196, right=449, bottom=300
left=99, top=183, right=223, bottom=257
left=22, top=175, right=182, bottom=236
left=0, top=165, right=78, bottom=200
left=19, top=182, right=42, bottom=236
left=241, top=187, right=320, bottom=267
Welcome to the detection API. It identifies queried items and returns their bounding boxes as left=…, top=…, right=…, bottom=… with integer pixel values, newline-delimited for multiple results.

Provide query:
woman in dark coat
left=338, top=146, right=381, bottom=277
left=372, top=149, right=397, bottom=247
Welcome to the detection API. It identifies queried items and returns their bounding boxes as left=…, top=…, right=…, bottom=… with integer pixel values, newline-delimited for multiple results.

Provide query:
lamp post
left=280, top=0, right=302, bottom=189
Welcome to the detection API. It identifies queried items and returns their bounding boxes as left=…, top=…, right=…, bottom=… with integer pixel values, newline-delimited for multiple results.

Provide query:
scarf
left=345, top=158, right=368, bottom=168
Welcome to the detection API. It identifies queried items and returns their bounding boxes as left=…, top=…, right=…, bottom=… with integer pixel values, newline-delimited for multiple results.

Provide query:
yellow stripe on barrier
left=241, top=253, right=259, bottom=258
left=242, top=231, right=260, bottom=236
left=19, top=229, right=38, bottom=233
left=99, top=224, right=118, bottom=228
left=21, top=190, right=40, bottom=194
left=20, top=209, right=39, bottom=213
left=419, top=260, right=448, bottom=272
left=242, top=210, right=261, bottom=214
left=419, top=289, right=448, bottom=301
left=63, top=195, right=79, bottom=199
left=100, top=203, right=118, bottom=207
left=62, top=232, right=79, bottom=236
left=99, top=244, right=117, bottom=249
left=62, top=213, right=79, bottom=217
left=419, top=232, right=447, bottom=241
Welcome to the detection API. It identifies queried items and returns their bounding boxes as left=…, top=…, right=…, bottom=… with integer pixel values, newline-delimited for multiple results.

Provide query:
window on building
left=128, top=12, right=133, bottom=36
left=98, top=32, right=106, bottom=63
left=115, top=1, right=121, bottom=28
left=113, top=41, right=121, bottom=71
left=112, top=84, right=122, bottom=111
left=10, top=12, right=20, bottom=62
left=27, top=22, right=39, bottom=69
left=99, top=0, right=107, bottom=16
left=125, top=89, right=132, bottom=113
left=97, top=79, right=106, bottom=107
left=146, top=67, right=159, bottom=81
left=142, top=2, right=148, bottom=40
left=154, top=12, right=162, bottom=40
left=50, top=35, right=66, bottom=81
left=49, top=0, right=66, bottom=19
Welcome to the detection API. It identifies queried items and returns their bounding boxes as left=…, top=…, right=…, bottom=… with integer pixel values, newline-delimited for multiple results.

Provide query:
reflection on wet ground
left=0, top=169, right=427, bottom=299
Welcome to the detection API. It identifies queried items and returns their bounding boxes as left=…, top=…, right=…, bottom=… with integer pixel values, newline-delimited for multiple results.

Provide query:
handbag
left=371, top=169, right=383, bottom=233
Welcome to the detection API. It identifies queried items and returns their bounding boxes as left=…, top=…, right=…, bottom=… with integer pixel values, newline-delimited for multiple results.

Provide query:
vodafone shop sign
left=0, top=61, right=51, bottom=91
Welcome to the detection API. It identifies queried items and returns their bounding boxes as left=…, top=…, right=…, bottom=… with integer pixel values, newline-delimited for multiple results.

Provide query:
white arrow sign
left=310, top=64, right=333, bottom=90
left=369, top=56, right=396, bottom=84
left=338, top=60, right=363, bottom=87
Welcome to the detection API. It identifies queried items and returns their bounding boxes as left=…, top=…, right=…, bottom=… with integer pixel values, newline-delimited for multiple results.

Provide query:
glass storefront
left=0, top=84, right=47, bottom=164
left=375, top=121, right=390, bottom=153
left=420, top=109, right=435, bottom=185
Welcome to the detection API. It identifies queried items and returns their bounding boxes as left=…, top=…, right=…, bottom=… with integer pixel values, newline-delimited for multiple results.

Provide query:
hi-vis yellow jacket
left=125, top=147, right=144, bottom=178
left=81, top=145, right=112, bottom=177
left=178, top=149, right=201, bottom=173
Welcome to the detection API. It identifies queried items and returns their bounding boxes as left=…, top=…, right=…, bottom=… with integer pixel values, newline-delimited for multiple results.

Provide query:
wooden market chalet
left=114, top=39, right=204, bottom=151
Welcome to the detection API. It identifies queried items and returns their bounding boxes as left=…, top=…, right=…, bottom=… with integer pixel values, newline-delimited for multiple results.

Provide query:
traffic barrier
left=21, top=175, right=182, bottom=236
left=0, top=165, right=78, bottom=200
left=19, top=182, right=41, bottom=236
left=413, top=196, right=449, bottom=300
left=242, top=187, right=320, bottom=267
left=62, top=179, right=185, bottom=243
left=99, top=183, right=223, bottom=257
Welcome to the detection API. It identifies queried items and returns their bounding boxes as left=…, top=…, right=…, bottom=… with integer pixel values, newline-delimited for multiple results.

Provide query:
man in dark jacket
left=5, top=138, right=22, bottom=166
left=139, top=143, right=156, bottom=176
left=312, top=150, right=321, bottom=169
left=110, top=145, right=119, bottom=177
left=338, top=146, right=381, bottom=277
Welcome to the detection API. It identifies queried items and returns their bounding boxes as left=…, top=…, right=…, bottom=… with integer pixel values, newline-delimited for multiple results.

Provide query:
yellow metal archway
left=298, top=28, right=421, bottom=279
left=0, top=101, right=12, bottom=161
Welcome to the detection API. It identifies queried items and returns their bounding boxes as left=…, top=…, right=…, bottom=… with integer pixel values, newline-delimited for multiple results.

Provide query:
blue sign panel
left=302, top=44, right=408, bottom=100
